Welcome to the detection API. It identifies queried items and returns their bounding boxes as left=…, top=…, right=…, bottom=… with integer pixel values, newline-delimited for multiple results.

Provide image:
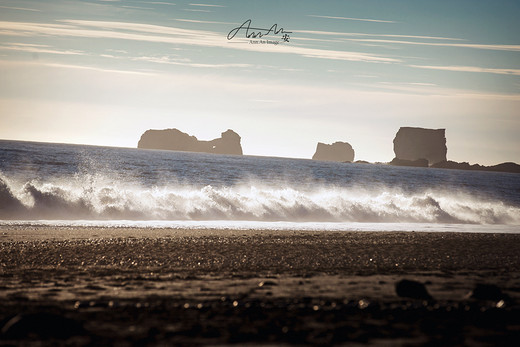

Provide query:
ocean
left=1, top=139, right=519, bottom=233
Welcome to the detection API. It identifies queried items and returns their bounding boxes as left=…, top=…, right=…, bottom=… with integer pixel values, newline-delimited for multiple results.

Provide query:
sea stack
left=138, top=128, right=243, bottom=155
left=392, top=127, right=447, bottom=166
left=312, top=142, right=355, bottom=162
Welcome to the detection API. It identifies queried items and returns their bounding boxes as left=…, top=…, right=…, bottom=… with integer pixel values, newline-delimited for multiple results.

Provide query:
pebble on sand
left=469, top=284, right=510, bottom=302
left=395, top=279, right=433, bottom=300
left=1, top=313, right=84, bottom=339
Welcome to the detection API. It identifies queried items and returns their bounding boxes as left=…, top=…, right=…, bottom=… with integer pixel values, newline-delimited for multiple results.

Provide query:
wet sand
left=1, top=226, right=519, bottom=345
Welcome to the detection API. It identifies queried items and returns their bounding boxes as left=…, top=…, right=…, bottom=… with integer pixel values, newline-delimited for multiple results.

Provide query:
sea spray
left=1, top=175, right=519, bottom=224
left=1, top=140, right=519, bottom=227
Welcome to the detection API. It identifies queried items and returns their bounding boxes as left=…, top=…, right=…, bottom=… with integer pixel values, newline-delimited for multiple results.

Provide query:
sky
left=0, top=0, right=519, bottom=165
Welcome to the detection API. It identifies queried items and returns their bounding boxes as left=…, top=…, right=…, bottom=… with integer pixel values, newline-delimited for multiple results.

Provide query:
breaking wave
left=1, top=174, right=519, bottom=225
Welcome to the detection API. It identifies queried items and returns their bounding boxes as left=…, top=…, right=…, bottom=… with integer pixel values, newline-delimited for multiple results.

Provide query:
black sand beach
left=1, top=227, right=519, bottom=345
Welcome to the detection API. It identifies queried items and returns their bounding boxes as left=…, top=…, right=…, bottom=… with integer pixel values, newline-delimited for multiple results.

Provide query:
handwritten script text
left=228, top=20, right=291, bottom=42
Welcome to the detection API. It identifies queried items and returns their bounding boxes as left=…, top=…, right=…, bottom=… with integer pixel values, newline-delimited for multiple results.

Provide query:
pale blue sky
left=0, top=0, right=519, bottom=164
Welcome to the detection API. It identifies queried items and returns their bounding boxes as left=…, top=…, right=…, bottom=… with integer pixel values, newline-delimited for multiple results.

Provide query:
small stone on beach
left=1, top=313, right=84, bottom=339
left=469, top=284, right=509, bottom=301
left=395, top=279, right=433, bottom=300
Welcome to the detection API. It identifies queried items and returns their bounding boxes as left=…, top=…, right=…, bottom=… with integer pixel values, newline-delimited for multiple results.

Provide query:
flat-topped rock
left=393, top=127, right=447, bottom=165
left=312, top=142, right=355, bottom=162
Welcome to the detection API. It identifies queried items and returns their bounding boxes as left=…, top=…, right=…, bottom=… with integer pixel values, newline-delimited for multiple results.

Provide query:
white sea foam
left=1, top=173, right=519, bottom=225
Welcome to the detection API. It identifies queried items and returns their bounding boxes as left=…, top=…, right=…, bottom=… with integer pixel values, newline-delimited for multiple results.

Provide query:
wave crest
left=0, top=175, right=519, bottom=224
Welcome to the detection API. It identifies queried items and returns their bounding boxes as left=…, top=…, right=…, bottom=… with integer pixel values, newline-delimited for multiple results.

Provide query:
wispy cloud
left=106, top=48, right=129, bottom=54
left=449, top=92, right=520, bottom=101
left=121, top=5, right=155, bottom=10
left=277, top=46, right=398, bottom=63
left=133, top=55, right=252, bottom=69
left=0, top=20, right=399, bottom=64
left=0, top=59, right=154, bottom=75
left=294, top=30, right=463, bottom=41
left=189, top=3, right=226, bottom=7
left=354, top=74, right=378, bottom=79
left=183, top=9, right=211, bottom=13
left=291, top=37, right=344, bottom=44
left=0, top=42, right=84, bottom=55
left=102, top=53, right=300, bottom=72
left=344, top=38, right=520, bottom=52
left=44, top=62, right=154, bottom=76
left=0, top=5, right=41, bottom=12
left=375, top=34, right=463, bottom=41
left=148, top=1, right=176, bottom=5
left=359, top=81, right=520, bottom=100
left=62, top=19, right=215, bottom=35
left=408, top=82, right=437, bottom=86
left=307, top=15, right=396, bottom=24
left=411, top=65, right=520, bottom=76
left=174, top=18, right=235, bottom=25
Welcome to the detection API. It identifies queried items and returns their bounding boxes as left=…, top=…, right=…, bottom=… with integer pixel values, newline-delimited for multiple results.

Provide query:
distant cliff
left=312, top=142, right=355, bottom=162
left=138, top=129, right=243, bottom=155
left=393, top=127, right=447, bottom=166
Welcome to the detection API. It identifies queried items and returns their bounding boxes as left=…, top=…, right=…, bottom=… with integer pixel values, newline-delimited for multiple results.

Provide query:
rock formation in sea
left=392, top=127, right=447, bottom=166
left=312, top=142, right=355, bottom=162
left=431, top=160, right=520, bottom=173
left=137, top=129, right=243, bottom=155
left=389, top=158, right=429, bottom=168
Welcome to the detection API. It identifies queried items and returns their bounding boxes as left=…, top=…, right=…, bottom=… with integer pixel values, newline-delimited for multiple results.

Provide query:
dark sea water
left=1, top=140, right=519, bottom=233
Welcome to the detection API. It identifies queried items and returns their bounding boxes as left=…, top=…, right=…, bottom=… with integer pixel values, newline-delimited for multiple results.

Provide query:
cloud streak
left=121, top=5, right=155, bottom=10
left=359, top=81, right=520, bottom=100
left=173, top=18, right=236, bottom=25
left=0, top=5, right=41, bottom=12
left=183, top=9, right=211, bottom=12
left=308, top=15, right=396, bottom=23
left=189, top=3, right=226, bottom=7
left=148, top=2, right=176, bottom=5
left=344, top=38, right=520, bottom=52
left=133, top=55, right=253, bottom=69
left=0, top=20, right=399, bottom=63
left=0, top=43, right=84, bottom=55
left=411, top=65, right=520, bottom=76
left=0, top=59, right=154, bottom=75
left=294, top=30, right=464, bottom=41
